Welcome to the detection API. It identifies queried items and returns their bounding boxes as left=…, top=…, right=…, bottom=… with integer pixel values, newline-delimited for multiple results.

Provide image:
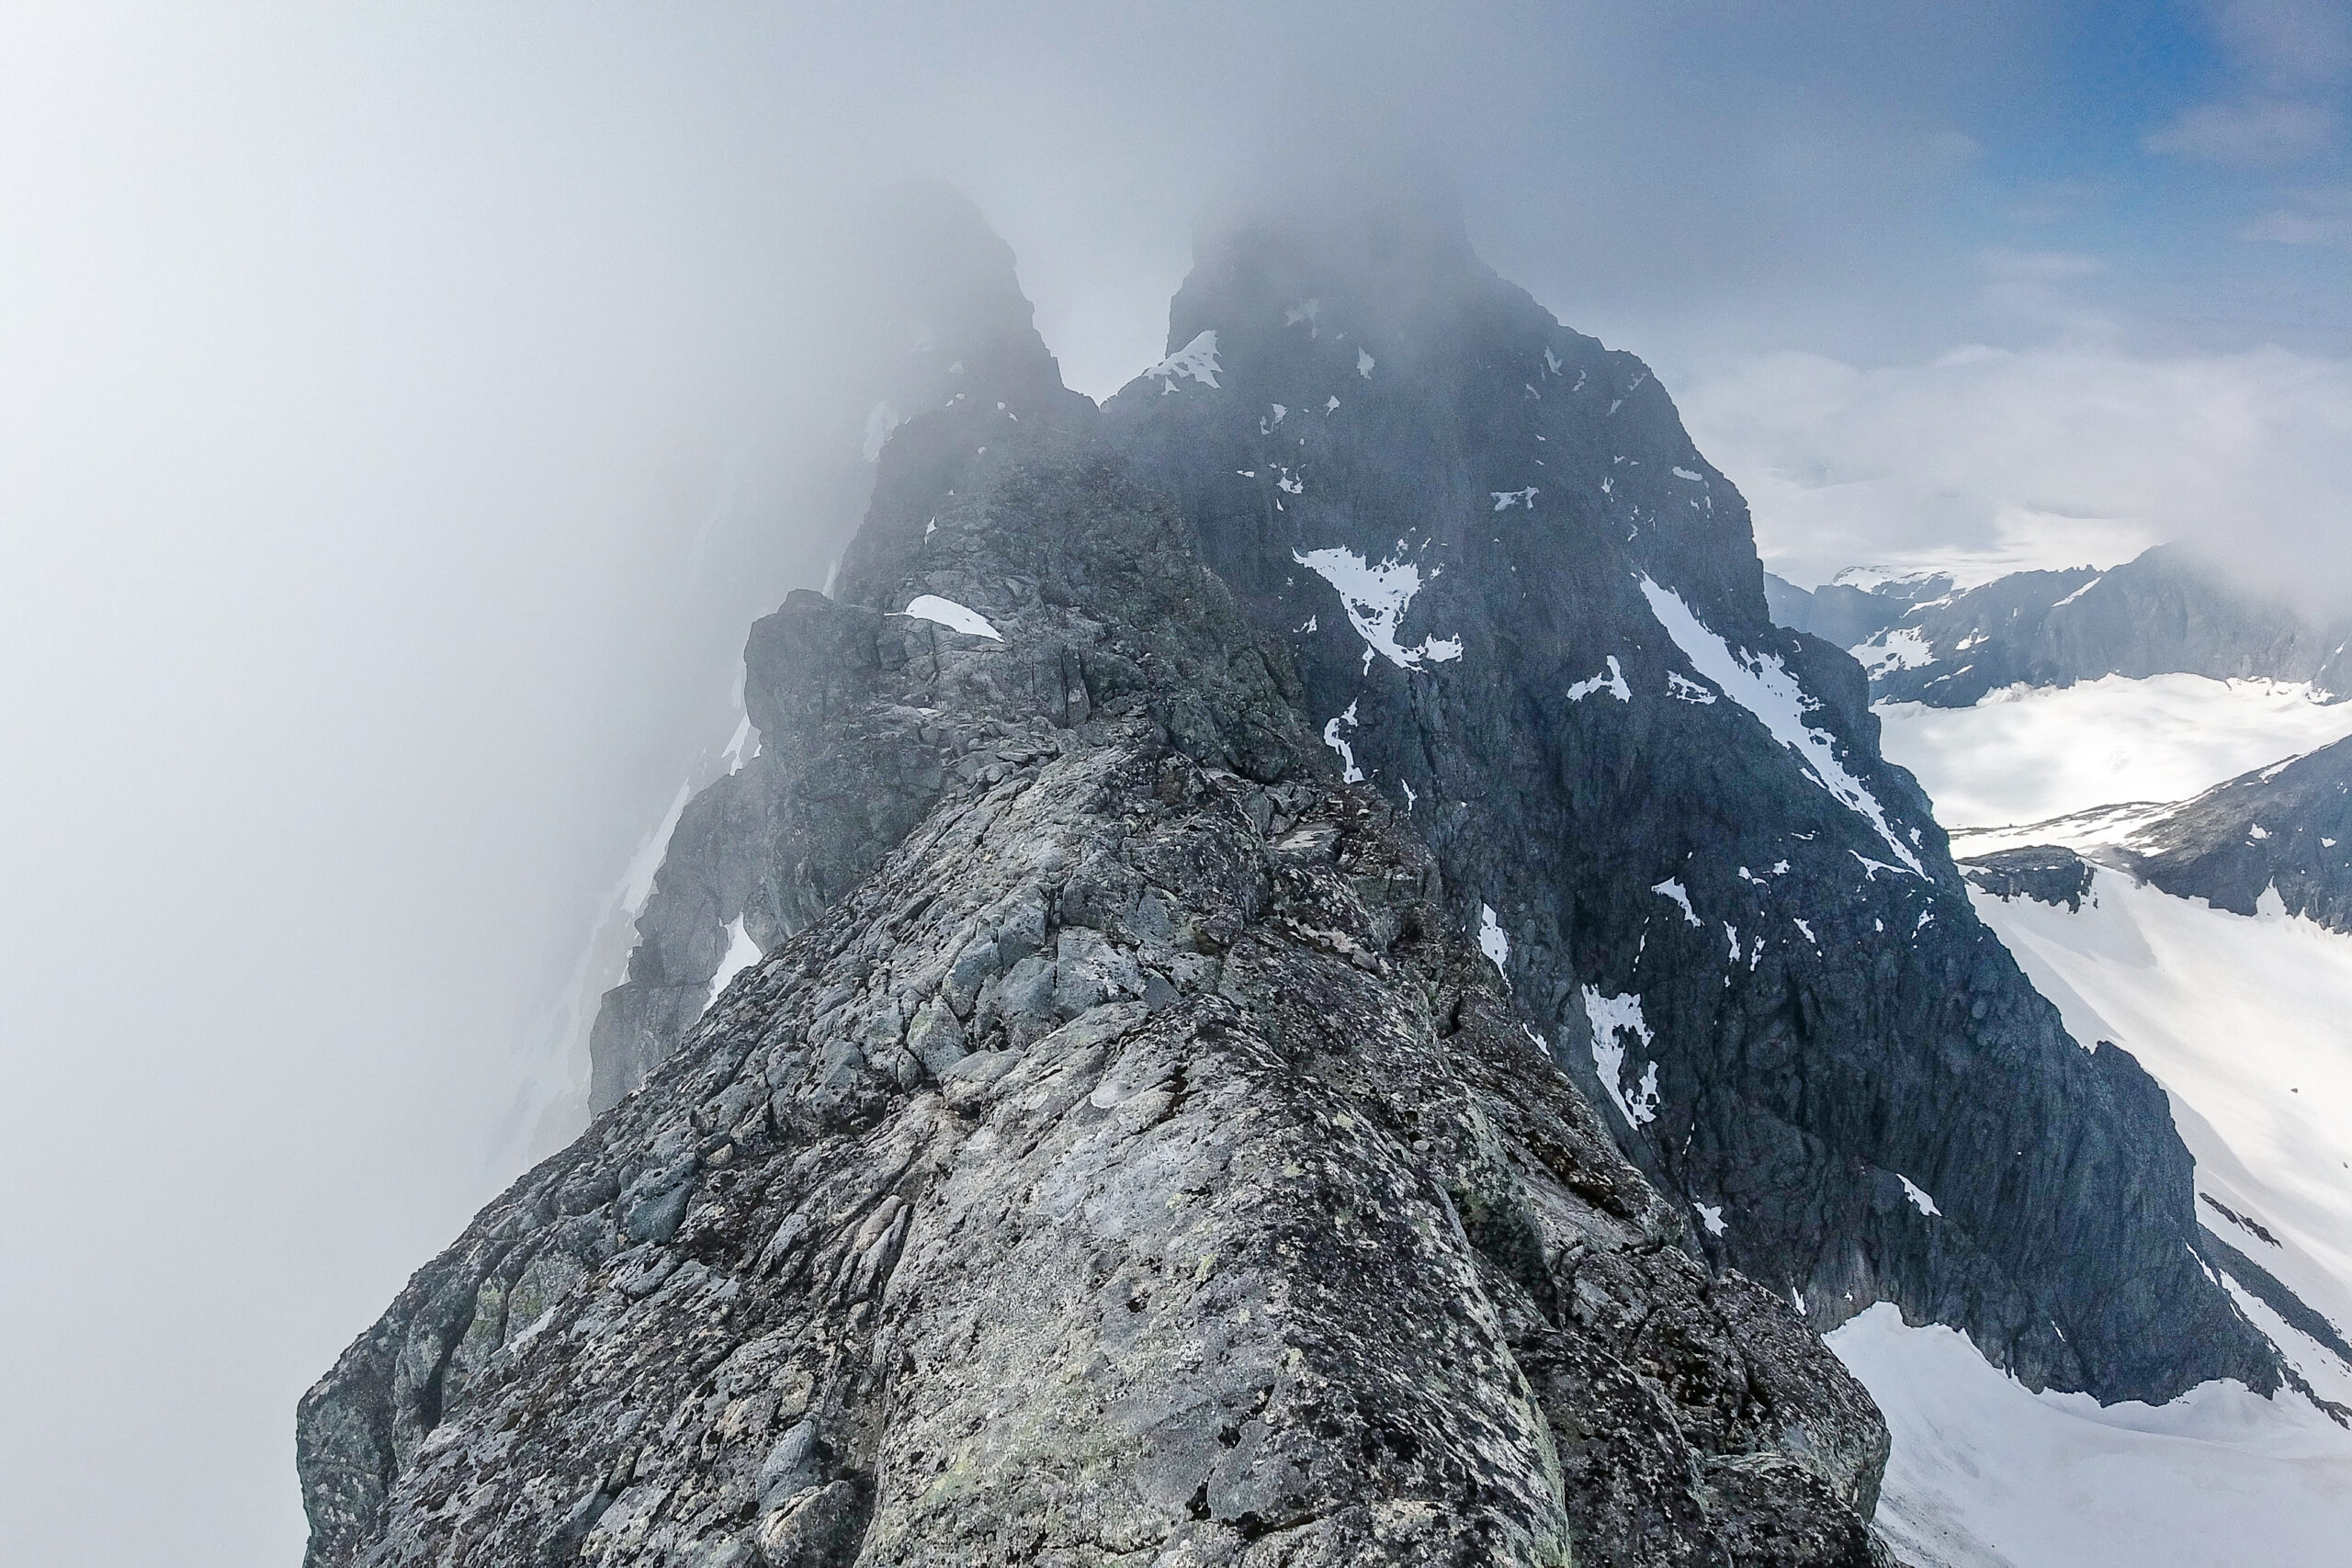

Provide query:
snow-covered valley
left=1852, top=670, right=2352, bottom=1564
left=1831, top=1303, right=2352, bottom=1568
left=1877, top=673, right=2352, bottom=829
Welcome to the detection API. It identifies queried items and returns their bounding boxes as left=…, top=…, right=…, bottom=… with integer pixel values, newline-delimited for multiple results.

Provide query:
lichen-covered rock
left=300, top=390, right=1894, bottom=1565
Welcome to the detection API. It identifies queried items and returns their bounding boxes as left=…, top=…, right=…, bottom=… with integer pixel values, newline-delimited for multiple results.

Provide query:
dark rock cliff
left=1761, top=575, right=1904, bottom=653
left=299, top=357, right=1896, bottom=1565
left=1098, top=183, right=2274, bottom=1404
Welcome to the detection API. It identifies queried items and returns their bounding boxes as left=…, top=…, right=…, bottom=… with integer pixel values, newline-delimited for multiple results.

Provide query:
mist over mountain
left=293, top=180, right=2352, bottom=1568
left=10, top=8, right=2352, bottom=1568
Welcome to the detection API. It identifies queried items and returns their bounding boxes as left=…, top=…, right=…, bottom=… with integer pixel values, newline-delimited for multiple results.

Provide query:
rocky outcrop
left=1100, top=180, right=2275, bottom=1404
left=1957, top=846, right=2096, bottom=912
left=1821, top=546, right=2352, bottom=708
left=587, top=186, right=1089, bottom=1112
left=300, top=385, right=1895, bottom=1565
left=2118, top=736, right=2352, bottom=933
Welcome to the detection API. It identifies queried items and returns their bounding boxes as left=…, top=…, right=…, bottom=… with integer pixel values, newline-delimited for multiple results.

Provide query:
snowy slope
left=1857, top=663, right=2352, bottom=1562
left=1877, top=674, right=2352, bottom=828
left=1973, top=872, right=2352, bottom=1388
left=1831, top=1304, right=2352, bottom=1568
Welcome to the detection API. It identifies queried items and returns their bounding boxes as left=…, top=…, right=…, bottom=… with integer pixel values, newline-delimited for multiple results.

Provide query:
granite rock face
left=1100, top=183, right=2274, bottom=1404
left=300, top=390, right=1895, bottom=1566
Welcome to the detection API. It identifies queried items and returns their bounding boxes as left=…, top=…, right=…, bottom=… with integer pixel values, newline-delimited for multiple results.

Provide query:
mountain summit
left=300, top=186, right=2285, bottom=1567
left=1100, top=181, right=2269, bottom=1406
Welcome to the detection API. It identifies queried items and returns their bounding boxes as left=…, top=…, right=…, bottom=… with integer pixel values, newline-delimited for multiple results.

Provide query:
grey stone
left=755, top=1418, right=827, bottom=1506
left=902, top=998, right=967, bottom=1079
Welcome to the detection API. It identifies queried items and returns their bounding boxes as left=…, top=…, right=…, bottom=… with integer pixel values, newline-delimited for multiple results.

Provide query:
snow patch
left=1672, top=467, right=1703, bottom=481
left=1476, top=904, right=1510, bottom=973
left=1857, top=626, right=1935, bottom=676
left=700, top=918, right=763, bottom=1017
left=1490, top=486, right=1540, bottom=511
left=2054, top=573, right=2105, bottom=608
left=619, top=780, right=694, bottom=916
left=898, top=594, right=1002, bottom=641
left=1356, top=346, right=1374, bottom=378
left=1321, top=701, right=1364, bottom=783
left=1145, top=330, right=1222, bottom=392
left=720, top=715, right=757, bottom=773
left=1582, top=987, right=1660, bottom=1129
left=1640, top=577, right=1924, bottom=874
left=1293, top=547, right=1464, bottom=669
left=1695, top=1201, right=1727, bottom=1236
left=1666, top=671, right=1717, bottom=705
left=1567, top=656, right=1631, bottom=703
left=861, top=400, right=901, bottom=463
left=1898, top=1174, right=1941, bottom=1217
left=1652, top=878, right=1702, bottom=926
left=1830, top=1302, right=2352, bottom=1568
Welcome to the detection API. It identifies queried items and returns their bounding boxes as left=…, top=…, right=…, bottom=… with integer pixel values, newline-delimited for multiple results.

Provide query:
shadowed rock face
left=1100, top=185, right=2275, bottom=1404
left=299, top=401, right=1894, bottom=1566
left=2119, top=735, right=2352, bottom=932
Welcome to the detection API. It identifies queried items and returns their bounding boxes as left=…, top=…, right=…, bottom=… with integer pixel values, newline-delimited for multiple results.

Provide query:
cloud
left=2210, top=0, right=2352, bottom=87
left=1978, top=248, right=2106, bottom=282
left=1679, top=343, right=2352, bottom=612
left=2239, top=186, right=2352, bottom=247
left=1973, top=248, right=2116, bottom=339
left=2144, top=97, right=2339, bottom=164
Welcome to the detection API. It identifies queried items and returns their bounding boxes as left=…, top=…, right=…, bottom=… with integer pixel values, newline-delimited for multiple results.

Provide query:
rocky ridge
left=2120, top=735, right=2352, bottom=933
left=300, top=366, right=1897, bottom=1565
left=586, top=188, right=1084, bottom=1112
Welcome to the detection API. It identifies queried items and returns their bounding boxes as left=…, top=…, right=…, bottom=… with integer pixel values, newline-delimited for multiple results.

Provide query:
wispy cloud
left=2144, top=97, right=2338, bottom=164
left=1975, top=248, right=2115, bottom=339
left=2239, top=186, right=2352, bottom=247
left=2210, top=0, right=2352, bottom=88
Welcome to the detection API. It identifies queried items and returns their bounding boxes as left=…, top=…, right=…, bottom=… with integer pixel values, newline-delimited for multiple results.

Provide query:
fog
left=2, top=4, right=2346, bottom=1563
